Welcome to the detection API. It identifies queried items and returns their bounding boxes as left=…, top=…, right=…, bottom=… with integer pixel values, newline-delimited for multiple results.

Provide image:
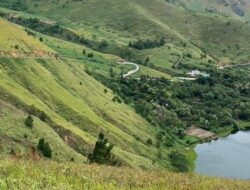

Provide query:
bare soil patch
left=185, top=125, right=217, bottom=140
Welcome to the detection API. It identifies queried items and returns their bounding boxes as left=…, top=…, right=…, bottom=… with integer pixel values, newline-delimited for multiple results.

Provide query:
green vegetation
left=0, top=18, right=172, bottom=169
left=166, top=0, right=250, bottom=21
left=88, top=132, right=118, bottom=165
left=0, top=159, right=250, bottom=190
left=37, top=138, right=52, bottom=158
left=2, top=0, right=250, bottom=66
left=128, top=37, right=166, bottom=50
left=95, top=68, right=250, bottom=135
left=25, top=115, right=33, bottom=128
left=169, top=150, right=189, bottom=172
left=0, top=0, right=250, bottom=188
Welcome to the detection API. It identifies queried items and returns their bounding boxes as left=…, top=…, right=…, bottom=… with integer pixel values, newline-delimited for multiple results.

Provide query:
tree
left=146, top=138, right=153, bottom=145
left=164, top=135, right=174, bottom=147
left=88, top=132, right=117, bottom=165
left=37, top=138, right=52, bottom=158
left=25, top=115, right=33, bottom=128
left=109, top=67, right=115, bottom=77
left=43, top=142, right=52, bottom=158
left=82, top=49, right=86, bottom=55
left=37, top=138, right=45, bottom=151
left=39, top=111, right=47, bottom=122
left=169, top=151, right=188, bottom=172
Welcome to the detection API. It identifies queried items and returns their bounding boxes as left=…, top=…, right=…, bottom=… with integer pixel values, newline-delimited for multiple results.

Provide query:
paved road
left=118, top=61, right=140, bottom=78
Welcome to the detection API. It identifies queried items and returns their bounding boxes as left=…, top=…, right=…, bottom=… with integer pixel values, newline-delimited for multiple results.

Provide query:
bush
left=25, top=115, right=33, bottom=128
left=37, top=138, right=52, bottom=158
left=169, top=151, right=188, bottom=172
left=146, top=138, right=153, bottom=145
left=87, top=53, right=94, bottom=58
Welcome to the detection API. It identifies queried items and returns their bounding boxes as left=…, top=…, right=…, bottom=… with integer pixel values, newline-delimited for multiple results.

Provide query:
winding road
left=118, top=61, right=140, bottom=78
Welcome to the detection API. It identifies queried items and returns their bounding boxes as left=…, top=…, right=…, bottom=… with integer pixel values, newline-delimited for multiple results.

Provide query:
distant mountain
left=167, top=0, right=250, bottom=19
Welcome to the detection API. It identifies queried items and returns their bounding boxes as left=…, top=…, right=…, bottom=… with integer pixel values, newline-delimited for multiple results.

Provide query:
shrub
left=146, top=138, right=153, bottom=145
left=25, top=115, right=33, bottom=128
left=14, top=45, right=19, bottom=49
left=87, top=53, right=94, bottom=58
left=82, top=49, right=86, bottom=55
left=37, top=138, right=52, bottom=158
left=169, top=151, right=188, bottom=172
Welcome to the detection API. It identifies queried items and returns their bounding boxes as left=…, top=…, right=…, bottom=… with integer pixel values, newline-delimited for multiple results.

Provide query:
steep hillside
left=1, top=0, right=250, bottom=66
left=0, top=18, right=178, bottom=168
left=167, top=0, right=250, bottom=20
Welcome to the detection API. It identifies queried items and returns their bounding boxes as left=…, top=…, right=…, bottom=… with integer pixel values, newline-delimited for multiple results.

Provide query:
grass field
left=1, top=159, right=250, bottom=190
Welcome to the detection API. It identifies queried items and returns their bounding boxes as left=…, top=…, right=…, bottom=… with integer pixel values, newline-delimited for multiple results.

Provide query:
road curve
left=118, top=61, right=140, bottom=78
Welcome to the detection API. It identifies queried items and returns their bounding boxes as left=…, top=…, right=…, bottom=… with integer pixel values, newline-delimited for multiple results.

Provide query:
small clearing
left=185, top=125, right=217, bottom=140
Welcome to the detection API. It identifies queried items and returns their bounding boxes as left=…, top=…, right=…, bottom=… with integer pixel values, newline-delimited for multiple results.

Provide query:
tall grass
left=0, top=159, right=250, bottom=190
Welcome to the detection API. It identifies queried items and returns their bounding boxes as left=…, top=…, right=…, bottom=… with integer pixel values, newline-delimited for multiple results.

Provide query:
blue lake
left=195, top=130, right=250, bottom=179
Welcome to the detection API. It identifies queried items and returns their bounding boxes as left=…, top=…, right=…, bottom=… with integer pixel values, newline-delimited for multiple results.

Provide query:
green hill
left=2, top=0, right=250, bottom=66
left=0, top=1, right=250, bottom=188
left=0, top=18, right=175, bottom=168
left=167, top=0, right=250, bottom=20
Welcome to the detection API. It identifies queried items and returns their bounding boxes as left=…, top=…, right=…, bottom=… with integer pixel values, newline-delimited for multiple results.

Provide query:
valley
left=0, top=0, right=249, bottom=189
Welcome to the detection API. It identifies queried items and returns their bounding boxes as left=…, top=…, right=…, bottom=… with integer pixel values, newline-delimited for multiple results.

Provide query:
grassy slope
left=6, top=0, right=250, bottom=65
left=0, top=1, right=211, bottom=69
left=0, top=18, right=171, bottom=168
left=167, top=0, right=250, bottom=21
left=39, top=31, right=172, bottom=79
left=0, top=101, right=86, bottom=162
left=1, top=159, right=250, bottom=190
left=0, top=19, right=51, bottom=52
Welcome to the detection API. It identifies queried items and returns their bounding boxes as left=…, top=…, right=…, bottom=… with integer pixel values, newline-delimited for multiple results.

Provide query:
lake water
left=195, top=130, right=250, bottom=179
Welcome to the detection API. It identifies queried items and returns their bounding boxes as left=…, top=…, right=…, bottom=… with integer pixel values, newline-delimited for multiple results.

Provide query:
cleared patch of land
left=186, top=126, right=217, bottom=139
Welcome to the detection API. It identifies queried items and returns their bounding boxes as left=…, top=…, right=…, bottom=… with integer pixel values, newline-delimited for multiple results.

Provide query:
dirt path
left=0, top=50, right=56, bottom=59
left=173, top=53, right=183, bottom=68
left=118, top=61, right=140, bottom=78
left=219, top=62, right=250, bottom=69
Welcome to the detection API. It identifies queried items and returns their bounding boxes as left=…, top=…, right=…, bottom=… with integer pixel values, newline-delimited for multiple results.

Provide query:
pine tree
left=88, top=132, right=117, bottom=165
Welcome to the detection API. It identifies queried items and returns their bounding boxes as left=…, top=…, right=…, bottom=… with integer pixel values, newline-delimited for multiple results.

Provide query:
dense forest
left=94, top=67, right=250, bottom=140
